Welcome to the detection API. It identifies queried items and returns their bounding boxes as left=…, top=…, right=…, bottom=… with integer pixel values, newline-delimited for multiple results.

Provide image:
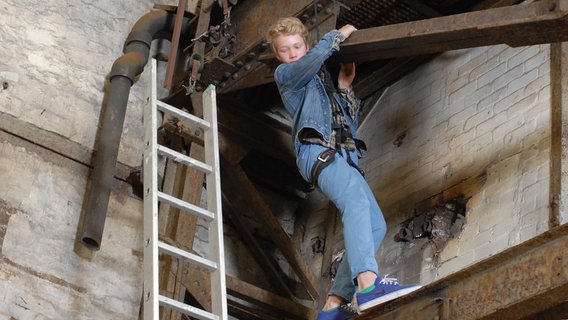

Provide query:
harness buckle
left=318, top=152, right=332, bottom=162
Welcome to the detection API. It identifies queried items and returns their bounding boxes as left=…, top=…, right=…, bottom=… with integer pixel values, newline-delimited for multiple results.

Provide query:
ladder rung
left=158, top=241, right=218, bottom=271
left=157, top=145, right=213, bottom=174
left=159, top=295, right=218, bottom=320
left=157, top=100, right=211, bottom=130
left=157, top=191, right=215, bottom=222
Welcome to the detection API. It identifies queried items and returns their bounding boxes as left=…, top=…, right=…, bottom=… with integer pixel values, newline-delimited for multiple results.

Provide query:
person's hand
left=338, top=62, right=355, bottom=90
left=338, top=24, right=357, bottom=40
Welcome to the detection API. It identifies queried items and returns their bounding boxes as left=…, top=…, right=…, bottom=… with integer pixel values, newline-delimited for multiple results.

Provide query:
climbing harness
left=305, top=66, right=366, bottom=187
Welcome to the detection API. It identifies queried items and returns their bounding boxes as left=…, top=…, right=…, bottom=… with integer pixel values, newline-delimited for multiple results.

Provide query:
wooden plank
left=0, top=111, right=92, bottom=166
left=221, top=163, right=320, bottom=301
left=174, top=145, right=204, bottom=251
left=182, top=263, right=316, bottom=319
left=186, top=0, right=199, bottom=15
left=227, top=301, right=282, bottom=320
left=159, top=149, right=205, bottom=320
left=226, top=276, right=314, bottom=320
left=157, top=159, right=183, bottom=320
left=335, top=1, right=568, bottom=63
left=181, top=259, right=213, bottom=313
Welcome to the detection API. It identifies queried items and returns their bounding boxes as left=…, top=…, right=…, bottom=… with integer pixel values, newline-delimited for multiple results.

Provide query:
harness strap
left=309, top=147, right=366, bottom=190
left=310, top=149, right=336, bottom=188
left=344, top=148, right=365, bottom=178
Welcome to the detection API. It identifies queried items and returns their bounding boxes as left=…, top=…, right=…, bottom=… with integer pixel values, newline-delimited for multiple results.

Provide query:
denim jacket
left=274, top=30, right=361, bottom=155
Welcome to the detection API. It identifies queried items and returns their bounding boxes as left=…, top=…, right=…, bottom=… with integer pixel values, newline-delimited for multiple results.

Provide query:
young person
left=266, top=17, right=421, bottom=320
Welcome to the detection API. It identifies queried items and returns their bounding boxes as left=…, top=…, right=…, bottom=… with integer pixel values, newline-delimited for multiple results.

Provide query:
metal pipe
left=80, top=9, right=189, bottom=250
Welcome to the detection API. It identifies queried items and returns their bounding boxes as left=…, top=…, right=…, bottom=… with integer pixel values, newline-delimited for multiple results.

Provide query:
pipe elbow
left=130, top=10, right=172, bottom=38
left=110, top=51, right=147, bottom=83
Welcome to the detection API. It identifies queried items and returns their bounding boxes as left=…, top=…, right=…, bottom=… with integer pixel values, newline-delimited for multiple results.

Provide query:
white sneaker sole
left=355, top=285, right=422, bottom=313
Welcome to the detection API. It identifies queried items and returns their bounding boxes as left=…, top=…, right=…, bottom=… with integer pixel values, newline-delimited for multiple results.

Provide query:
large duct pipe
left=80, top=10, right=189, bottom=250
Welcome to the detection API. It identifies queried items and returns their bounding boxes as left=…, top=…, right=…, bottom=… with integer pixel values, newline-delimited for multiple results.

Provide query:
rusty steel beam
left=335, top=0, right=568, bottom=64
left=216, top=0, right=339, bottom=92
left=356, top=223, right=568, bottom=320
left=163, top=0, right=187, bottom=89
left=224, top=0, right=314, bottom=55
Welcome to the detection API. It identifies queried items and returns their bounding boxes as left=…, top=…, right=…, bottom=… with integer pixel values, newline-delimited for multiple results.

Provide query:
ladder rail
left=143, top=58, right=161, bottom=320
left=143, top=59, right=227, bottom=320
left=203, top=84, right=228, bottom=318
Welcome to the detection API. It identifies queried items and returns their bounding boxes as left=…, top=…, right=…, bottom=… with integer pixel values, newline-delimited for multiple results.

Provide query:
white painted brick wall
left=0, top=137, right=144, bottom=319
left=0, top=0, right=181, bottom=167
left=359, top=44, right=552, bottom=284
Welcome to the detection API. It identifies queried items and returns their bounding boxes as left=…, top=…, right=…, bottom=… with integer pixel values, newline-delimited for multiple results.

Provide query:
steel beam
left=356, top=224, right=568, bottom=320
left=334, top=0, right=568, bottom=64
left=216, top=0, right=339, bottom=92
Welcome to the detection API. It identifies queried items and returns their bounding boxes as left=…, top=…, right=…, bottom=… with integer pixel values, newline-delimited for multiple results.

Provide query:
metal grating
left=337, top=0, right=428, bottom=29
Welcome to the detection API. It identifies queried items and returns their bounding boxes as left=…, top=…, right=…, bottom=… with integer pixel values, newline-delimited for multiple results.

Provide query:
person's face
left=274, top=33, right=308, bottom=63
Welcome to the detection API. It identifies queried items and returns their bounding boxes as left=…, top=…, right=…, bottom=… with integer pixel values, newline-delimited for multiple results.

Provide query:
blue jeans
left=297, top=143, right=387, bottom=301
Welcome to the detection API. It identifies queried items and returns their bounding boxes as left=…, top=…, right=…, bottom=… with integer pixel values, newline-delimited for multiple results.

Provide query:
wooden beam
left=334, top=0, right=568, bottom=63
left=179, top=265, right=314, bottom=319
left=221, top=163, right=320, bottom=301
left=356, top=224, right=568, bottom=319
left=226, top=276, right=314, bottom=320
left=222, top=193, right=297, bottom=299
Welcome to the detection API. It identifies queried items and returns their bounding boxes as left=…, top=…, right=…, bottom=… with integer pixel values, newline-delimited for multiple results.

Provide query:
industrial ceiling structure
left=121, top=0, right=568, bottom=318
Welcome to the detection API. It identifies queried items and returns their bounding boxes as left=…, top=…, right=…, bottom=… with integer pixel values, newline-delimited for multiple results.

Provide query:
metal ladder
left=143, top=59, right=227, bottom=320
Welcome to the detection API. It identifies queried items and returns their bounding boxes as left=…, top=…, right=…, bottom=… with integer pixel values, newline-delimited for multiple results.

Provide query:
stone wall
left=0, top=1, right=176, bottom=318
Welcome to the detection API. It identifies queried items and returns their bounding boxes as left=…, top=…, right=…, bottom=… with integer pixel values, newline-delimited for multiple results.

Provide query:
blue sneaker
left=353, top=277, right=421, bottom=313
left=316, top=303, right=358, bottom=320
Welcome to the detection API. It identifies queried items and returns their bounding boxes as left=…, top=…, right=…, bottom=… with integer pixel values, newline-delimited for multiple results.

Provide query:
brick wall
left=357, top=44, right=552, bottom=283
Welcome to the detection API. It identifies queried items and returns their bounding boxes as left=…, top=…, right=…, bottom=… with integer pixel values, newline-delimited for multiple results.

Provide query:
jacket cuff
left=333, top=30, right=345, bottom=49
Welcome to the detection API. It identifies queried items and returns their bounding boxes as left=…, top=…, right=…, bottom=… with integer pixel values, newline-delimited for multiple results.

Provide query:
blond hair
left=265, top=17, right=308, bottom=53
